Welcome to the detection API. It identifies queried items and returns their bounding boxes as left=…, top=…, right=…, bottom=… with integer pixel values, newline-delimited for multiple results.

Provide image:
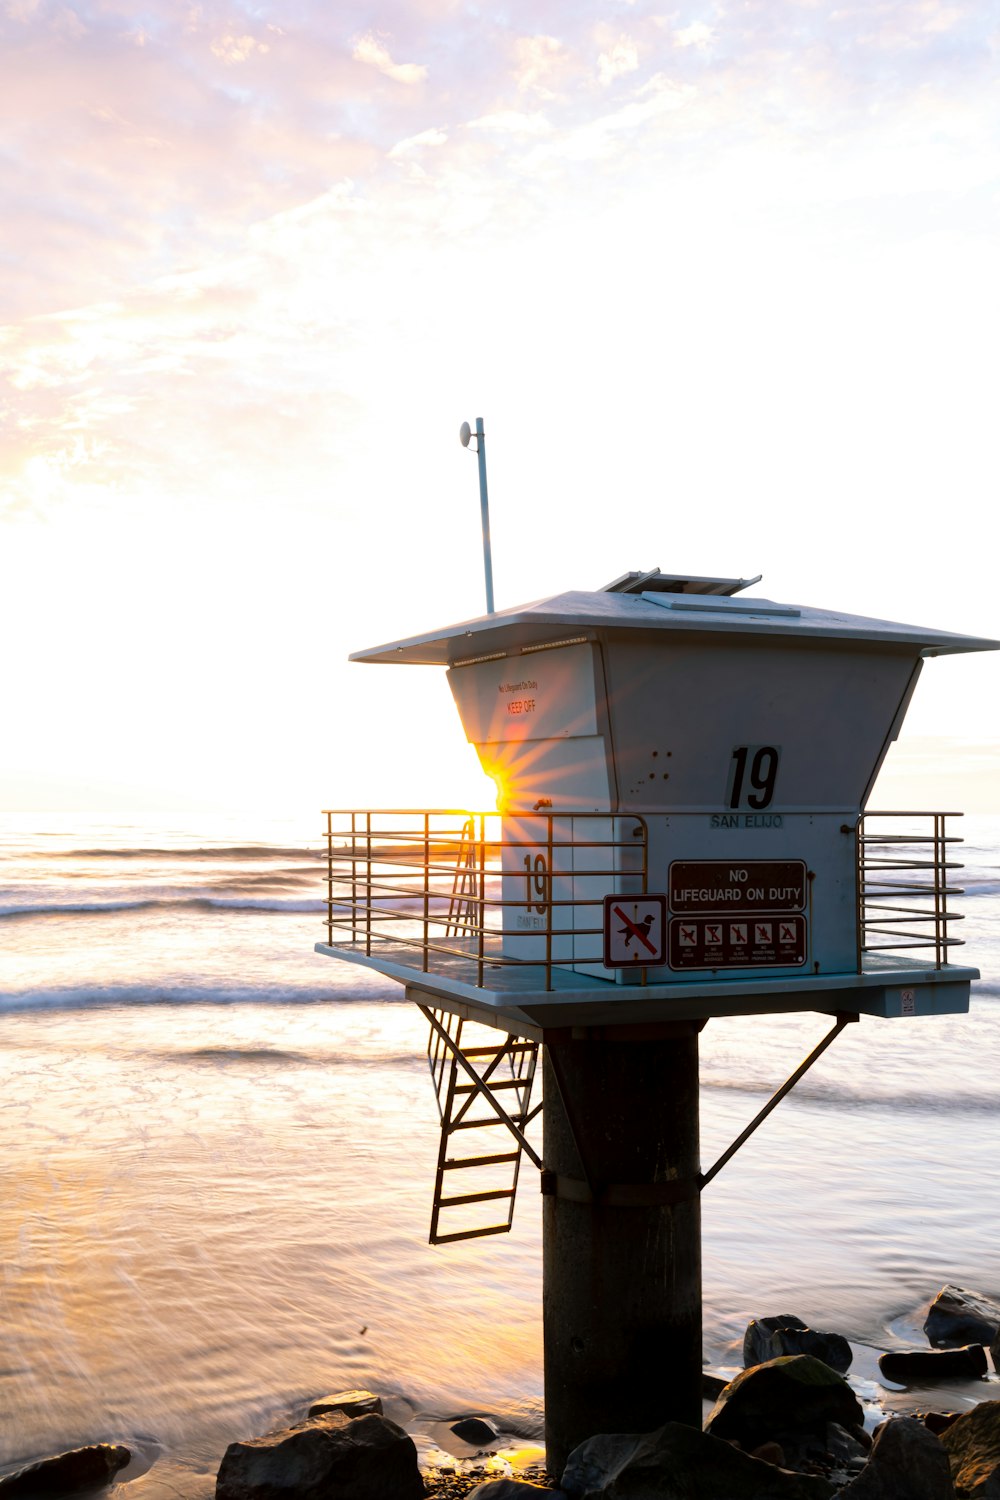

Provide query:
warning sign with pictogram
left=603, top=895, right=667, bottom=967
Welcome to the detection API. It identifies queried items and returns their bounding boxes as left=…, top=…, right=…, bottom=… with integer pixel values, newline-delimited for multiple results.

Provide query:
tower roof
left=350, top=577, right=998, bottom=666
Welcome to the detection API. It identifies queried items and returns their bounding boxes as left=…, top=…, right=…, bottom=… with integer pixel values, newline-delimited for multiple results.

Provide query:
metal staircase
left=445, top=815, right=479, bottom=937
left=424, top=1009, right=541, bottom=1243
left=423, top=824, right=541, bottom=1243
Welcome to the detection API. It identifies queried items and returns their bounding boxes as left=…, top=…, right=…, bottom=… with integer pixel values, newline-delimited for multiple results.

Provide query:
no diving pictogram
left=603, top=895, right=667, bottom=968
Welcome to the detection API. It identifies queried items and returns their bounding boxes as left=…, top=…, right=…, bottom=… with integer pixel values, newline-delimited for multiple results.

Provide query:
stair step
left=443, top=1152, right=520, bottom=1170
left=438, top=1188, right=516, bottom=1208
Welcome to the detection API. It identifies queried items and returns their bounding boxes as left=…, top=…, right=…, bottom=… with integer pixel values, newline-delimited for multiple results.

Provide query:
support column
left=541, top=1028, right=702, bottom=1473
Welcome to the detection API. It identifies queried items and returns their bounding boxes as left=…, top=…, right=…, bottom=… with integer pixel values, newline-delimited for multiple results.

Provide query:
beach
left=1, top=814, right=999, bottom=1490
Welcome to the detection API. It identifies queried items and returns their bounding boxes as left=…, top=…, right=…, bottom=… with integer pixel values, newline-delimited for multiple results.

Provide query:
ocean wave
left=27, top=845, right=323, bottom=861
left=208, top=871, right=326, bottom=890
left=0, top=896, right=330, bottom=920
left=0, top=891, right=441, bottom=920
left=148, top=1045, right=425, bottom=1069
left=701, top=1073, right=1000, bottom=1115
left=0, top=981, right=409, bottom=1013
left=196, top=896, right=327, bottom=913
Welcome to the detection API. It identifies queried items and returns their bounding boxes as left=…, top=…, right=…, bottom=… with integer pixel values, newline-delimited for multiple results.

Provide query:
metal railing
left=859, top=811, right=965, bottom=968
left=322, top=809, right=649, bottom=991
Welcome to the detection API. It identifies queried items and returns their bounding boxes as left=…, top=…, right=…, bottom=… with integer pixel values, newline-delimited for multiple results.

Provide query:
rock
left=704, top=1354, right=865, bottom=1454
left=878, top=1345, right=988, bottom=1384
left=560, top=1422, right=834, bottom=1497
left=751, top=1442, right=787, bottom=1466
left=0, top=1445, right=130, bottom=1498
left=450, top=1418, right=499, bottom=1446
left=940, top=1400, right=1000, bottom=1496
left=701, top=1372, right=727, bottom=1399
left=825, top=1424, right=870, bottom=1465
left=838, top=1417, right=955, bottom=1498
left=744, top=1316, right=853, bottom=1375
left=925, top=1286, right=1000, bottom=1348
left=468, top=1484, right=566, bottom=1498
left=307, top=1389, right=383, bottom=1420
left=215, top=1411, right=424, bottom=1500
left=919, top=1413, right=963, bottom=1437
left=771, top=1421, right=868, bottom=1478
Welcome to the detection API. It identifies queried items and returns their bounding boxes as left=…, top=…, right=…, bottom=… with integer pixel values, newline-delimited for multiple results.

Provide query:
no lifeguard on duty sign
left=603, top=894, right=668, bottom=967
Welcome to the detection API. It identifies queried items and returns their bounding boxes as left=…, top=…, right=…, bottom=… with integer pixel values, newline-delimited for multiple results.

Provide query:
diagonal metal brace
left=418, top=1004, right=543, bottom=1169
left=700, top=1011, right=859, bottom=1190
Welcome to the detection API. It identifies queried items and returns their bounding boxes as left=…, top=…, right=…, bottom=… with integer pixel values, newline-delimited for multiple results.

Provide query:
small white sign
left=900, top=988, right=916, bottom=1016
left=604, top=895, right=667, bottom=967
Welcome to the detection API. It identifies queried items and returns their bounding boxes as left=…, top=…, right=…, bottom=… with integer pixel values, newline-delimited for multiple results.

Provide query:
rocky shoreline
left=3, top=1284, right=1000, bottom=1498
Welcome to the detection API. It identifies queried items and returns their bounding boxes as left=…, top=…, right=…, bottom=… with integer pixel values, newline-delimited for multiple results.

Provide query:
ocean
left=1, top=810, right=999, bottom=1494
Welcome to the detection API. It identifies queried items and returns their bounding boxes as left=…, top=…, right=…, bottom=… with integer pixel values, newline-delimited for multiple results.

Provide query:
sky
left=2, top=0, right=998, bottom=822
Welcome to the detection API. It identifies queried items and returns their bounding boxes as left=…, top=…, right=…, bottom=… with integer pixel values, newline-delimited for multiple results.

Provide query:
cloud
left=353, top=32, right=427, bottom=84
left=4, top=0, right=43, bottom=20
left=673, top=22, right=713, bottom=50
left=597, top=36, right=639, bottom=86
left=513, top=34, right=571, bottom=98
left=521, top=73, right=693, bottom=166
left=210, top=33, right=270, bottom=64
left=388, top=127, right=448, bottom=157
left=468, top=111, right=552, bottom=137
left=0, top=10, right=380, bottom=320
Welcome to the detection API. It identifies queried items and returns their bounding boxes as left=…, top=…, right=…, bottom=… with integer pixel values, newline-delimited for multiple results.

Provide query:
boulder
left=940, top=1400, right=1000, bottom=1496
left=451, top=1418, right=499, bottom=1446
left=744, top=1316, right=852, bottom=1375
left=825, top=1423, right=870, bottom=1465
left=560, top=1422, right=834, bottom=1498
left=0, top=1445, right=130, bottom=1498
left=307, top=1389, right=383, bottom=1420
left=878, top=1346, right=988, bottom=1385
left=838, top=1417, right=955, bottom=1499
left=925, top=1287, right=1000, bottom=1349
left=764, top=1420, right=868, bottom=1478
left=704, top=1354, right=864, bottom=1454
left=751, top=1442, right=787, bottom=1466
left=469, top=1484, right=566, bottom=1498
left=215, top=1411, right=424, bottom=1500
left=920, top=1413, right=963, bottom=1437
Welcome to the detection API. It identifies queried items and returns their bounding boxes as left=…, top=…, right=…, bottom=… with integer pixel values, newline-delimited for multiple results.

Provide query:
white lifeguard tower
left=316, top=566, right=996, bottom=1466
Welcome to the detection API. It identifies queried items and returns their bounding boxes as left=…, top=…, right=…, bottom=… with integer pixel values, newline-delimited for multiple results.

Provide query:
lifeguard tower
left=316, top=566, right=996, bottom=1467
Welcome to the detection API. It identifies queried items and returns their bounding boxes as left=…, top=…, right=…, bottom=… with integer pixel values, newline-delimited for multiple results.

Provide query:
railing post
left=351, top=811, right=358, bottom=944
left=855, top=813, right=865, bottom=972
left=639, top=816, right=649, bottom=986
left=545, top=814, right=554, bottom=992
left=365, top=811, right=372, bottom=957
left=423, top=812, right=430, bottom=972
left=326, top=810, right=333, bottom=947
left=934, top=813, right=945, bottom=968
left=477, top=812, right=486, bottom=989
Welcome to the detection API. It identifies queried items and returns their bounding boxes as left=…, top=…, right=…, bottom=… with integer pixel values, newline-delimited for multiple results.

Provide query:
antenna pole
left=475, top=418, right=495, bottom=614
